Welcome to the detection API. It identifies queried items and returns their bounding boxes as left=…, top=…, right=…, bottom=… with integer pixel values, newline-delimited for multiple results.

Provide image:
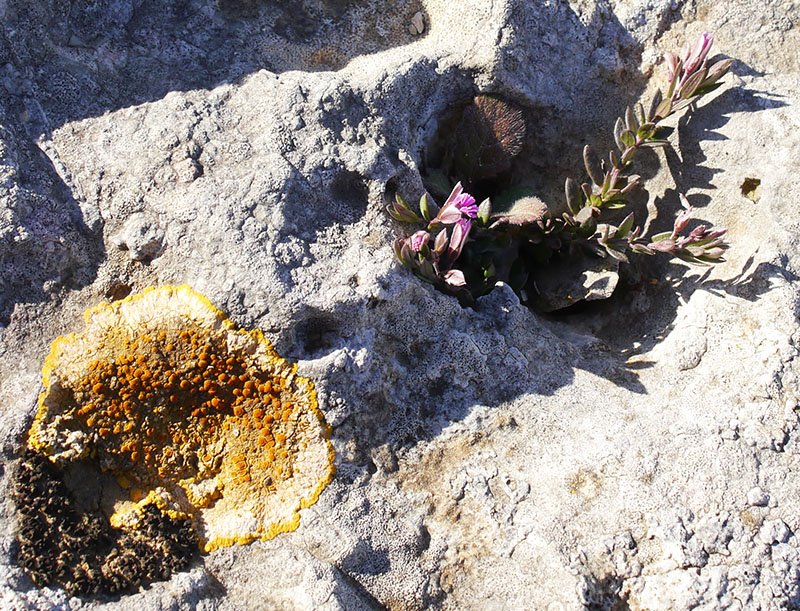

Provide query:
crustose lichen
left=16, top=285, right=335, bottom=596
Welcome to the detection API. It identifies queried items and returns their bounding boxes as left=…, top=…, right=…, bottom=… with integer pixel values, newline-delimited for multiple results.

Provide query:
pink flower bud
left=447, top=218, right=472, bottom=261
left=665, top=52, right=681, bottom=82
left=443, top=269, right=466, bottom=287
left=672, top=213, right=692, bottom=237
left=433, top=228, right=448, bottom=255
left=688, top=225, right=709, bottom=241
left=683, top=32, right=713, bottom=75
left=410, top=230, right=430, bottom=253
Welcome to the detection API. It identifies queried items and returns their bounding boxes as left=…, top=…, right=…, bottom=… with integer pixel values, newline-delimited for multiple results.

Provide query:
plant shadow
left=289, top=43, right=789, bottom=475
left=282, top=1, right=660, bottom=466
left=538, top=57, right=790, bottom=374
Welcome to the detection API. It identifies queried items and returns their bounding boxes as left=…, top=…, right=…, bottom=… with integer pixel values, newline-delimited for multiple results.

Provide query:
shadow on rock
left=0, top=0, right=428, bottom=129
left=581, top=572, right=631, bottom=611
left=280, top=9, right=786, bottom=474
left=667, top=77, right=787, bottom=199
left=0, top=98, right=104, bottom=326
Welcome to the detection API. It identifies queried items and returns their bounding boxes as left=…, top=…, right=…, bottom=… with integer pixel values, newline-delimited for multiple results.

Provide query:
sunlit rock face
left=1, top=0, right=800, bottom=608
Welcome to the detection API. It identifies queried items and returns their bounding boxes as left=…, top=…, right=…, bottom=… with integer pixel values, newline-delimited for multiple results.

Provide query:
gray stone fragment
left=110, top=212, right=165, bottom=261
left=747, top=486, right=770, bottom=507
left=758, top=520, right=792, bottom=545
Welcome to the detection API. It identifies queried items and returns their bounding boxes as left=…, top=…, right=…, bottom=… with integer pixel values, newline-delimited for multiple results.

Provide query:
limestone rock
left=1, top=0, right=800, bottom=609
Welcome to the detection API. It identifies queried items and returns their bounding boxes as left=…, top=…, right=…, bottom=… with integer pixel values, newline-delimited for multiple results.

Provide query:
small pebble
left=409, top=11, right=425, bottom=35
left=746, top=486, right=769, bottom=507
left=758, top=519, right=791, bottom=545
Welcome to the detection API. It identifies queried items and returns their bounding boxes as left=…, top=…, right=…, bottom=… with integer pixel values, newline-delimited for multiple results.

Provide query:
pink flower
left=447, top=218, right=472, bottom=261
left=436, top=182, right=478, bottom=224
left=670, top=193, right=694, bottom=237
left=454, top=193, right=478, bottom=218
left=409, top=230, right=430, bottom=253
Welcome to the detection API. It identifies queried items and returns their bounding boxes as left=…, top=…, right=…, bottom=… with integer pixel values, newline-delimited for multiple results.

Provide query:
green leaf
left=620, top=175, right=640, bottom=194
left=387, top=202, right=420, bottom=223
left=655, top=99, right=673, bottom=119
left=675, top=252, right=710, bottom=266
left=394, top=238, right=408, bottom=264
left=637, top=122, right=657, bottom=141
left=680, top=67, right=709, bottom=99
left=617, top=213, right=635, bottom=237
left=400, top=241, right=414, bottom=266
left=696, top=254, right=726, bottom=264
left=600, top=167, right=618, bottom=197
left=620, top=130, right=636, bottom=148
left=635, top=103, right=646, bottom=126
left=605, top=246, right=629, bottom=264
left=648, top=90, right=663, bottom=122
left=650, top=231, right=672, bottom=242
left=666, top=61, right=682, bottom=99
left=625, top=106, right=638, bottom=132
left=613, top=117, right=625, bottom=151
left=672, top=96, right=701, bottom=112
left=583, top=145, right=604, bottom=186
left=631, top=244, right=654, bottom=255
left=565, top=177, right=583, bottom=215
left=419, top=259, right=437, bottom=280
left=574, top=205, right=596, bottom=225
left=692, top=82, right=723, bottom=97
left=620, top=147, right=635, bottom=165
left=477, top=198, right=492, bottom=225
left=704, top=58, right=734, bottom=84
left=419, top=192, right=438, bottom=221
left=638, top=140, right=670, bottom=149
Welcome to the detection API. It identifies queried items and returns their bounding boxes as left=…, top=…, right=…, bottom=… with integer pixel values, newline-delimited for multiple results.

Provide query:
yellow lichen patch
left=28, top=285, right=335, bottom=552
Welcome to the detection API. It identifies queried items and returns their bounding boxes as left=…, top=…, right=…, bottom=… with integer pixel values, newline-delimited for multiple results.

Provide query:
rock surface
left=1, top=0, right=799, bottom=608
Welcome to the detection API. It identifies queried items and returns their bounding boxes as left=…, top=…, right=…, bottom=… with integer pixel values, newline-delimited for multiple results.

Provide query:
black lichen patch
left=12, top=448, right=197, bottom=598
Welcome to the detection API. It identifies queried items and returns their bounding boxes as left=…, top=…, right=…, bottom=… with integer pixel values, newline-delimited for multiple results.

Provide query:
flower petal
left=443, top=269, right=466, bottom=287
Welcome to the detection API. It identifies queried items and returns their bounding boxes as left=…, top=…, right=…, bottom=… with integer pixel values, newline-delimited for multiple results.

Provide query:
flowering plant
left=389, top=33, right=734, bottom=309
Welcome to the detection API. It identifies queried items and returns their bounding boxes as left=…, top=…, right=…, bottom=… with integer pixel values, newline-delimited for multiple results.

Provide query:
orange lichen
left=28, top=285, right=335, bottom=552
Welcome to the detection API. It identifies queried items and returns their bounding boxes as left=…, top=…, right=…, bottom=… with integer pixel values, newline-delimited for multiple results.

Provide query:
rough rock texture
left=1, top=0, right=799, bottom=608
